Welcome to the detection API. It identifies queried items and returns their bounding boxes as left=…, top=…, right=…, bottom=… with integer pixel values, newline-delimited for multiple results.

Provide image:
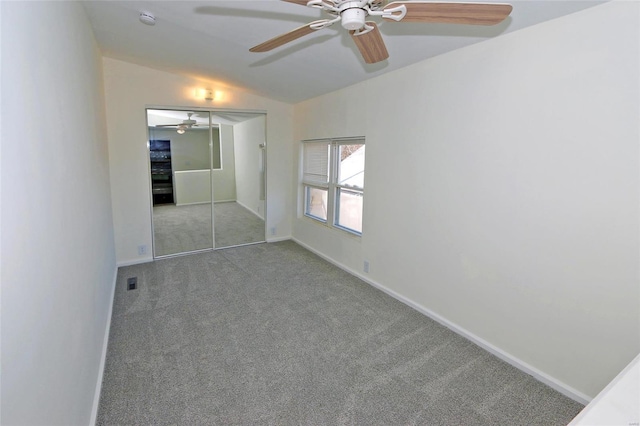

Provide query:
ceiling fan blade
left=282, top=0, right=310, bottom=5
left=350, top=22, right=389, bottom=64
left=371, top=0, right=392, bottom=8
left=250, top=20, right=326, bottom=52
left=155, top=124, right=180, bottom=128
left=383, top=2, right=512, bottom=25
left=282, top=0, right=337, bottom=6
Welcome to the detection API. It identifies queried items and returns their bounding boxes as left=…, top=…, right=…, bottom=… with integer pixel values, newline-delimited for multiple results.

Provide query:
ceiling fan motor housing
left=341, top=7, right=366, bottom=30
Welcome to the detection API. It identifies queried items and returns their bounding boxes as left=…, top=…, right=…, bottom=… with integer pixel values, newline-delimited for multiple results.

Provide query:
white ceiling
left=83, top=0, right=605, bottom=104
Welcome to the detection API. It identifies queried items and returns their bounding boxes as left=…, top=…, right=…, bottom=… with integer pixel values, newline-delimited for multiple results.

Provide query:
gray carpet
left=97, top=241, right=583, bottom=425
left=214, top=202, right=265, bottom=249
left=153, top=202, right=264, bottom=256
left=153, top=204, right=213, bottom=256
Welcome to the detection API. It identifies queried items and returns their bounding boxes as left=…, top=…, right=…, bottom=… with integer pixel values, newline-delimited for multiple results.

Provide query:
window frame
left=301, top=137, right=365, bottom=236
left=303, top=185, right=329, bottom=223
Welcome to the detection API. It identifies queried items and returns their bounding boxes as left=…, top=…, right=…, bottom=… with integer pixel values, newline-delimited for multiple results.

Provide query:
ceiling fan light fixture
left=341, top=8, right=366, bottom=30
left=176, top=127, right=186, bottom=134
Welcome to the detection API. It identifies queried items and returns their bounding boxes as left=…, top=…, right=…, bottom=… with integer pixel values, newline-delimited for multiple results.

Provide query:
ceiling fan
left=154, top=112, right=200, bottom=134
left=250, top=1, right=513, bottom=64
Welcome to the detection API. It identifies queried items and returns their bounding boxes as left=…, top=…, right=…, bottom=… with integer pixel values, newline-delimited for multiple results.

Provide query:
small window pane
left=336, top=188, right=363, bottom=234
left=305, top=186, right=328, bottom=221
left=338, top=144, right=365, bottom=189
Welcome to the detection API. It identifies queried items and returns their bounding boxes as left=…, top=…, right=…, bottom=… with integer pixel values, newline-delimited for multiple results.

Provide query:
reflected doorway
left=146, top=108, right=267, bottom=257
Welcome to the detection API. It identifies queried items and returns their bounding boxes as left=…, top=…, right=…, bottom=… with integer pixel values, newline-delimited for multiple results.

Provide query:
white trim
left=235, top=199, right=264, bottom=221
left=90, top=266, right=118, bottom=425
left=175, top=201, right=211, bottom=207
left=292, top=237, right=592, bottom=406
left=218, top=241, right=267, bottom=249
left=266, top=235, right=291, bottom=243
left=174, top=169, right=211, bottom=174
left=117, top=257, right=153, bottom=267
left=154, top=247, right=214, bottom=259
left=568, top=353, right=640, bottom=425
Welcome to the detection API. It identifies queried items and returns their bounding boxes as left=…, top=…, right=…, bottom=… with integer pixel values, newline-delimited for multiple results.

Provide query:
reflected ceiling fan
left=250, top=1, right=512, bottom=64
left=154, top=112, right=200, bottom=134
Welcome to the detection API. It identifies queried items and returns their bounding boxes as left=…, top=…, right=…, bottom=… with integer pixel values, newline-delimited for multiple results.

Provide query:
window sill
left=301, top=214, right=362, bottom=239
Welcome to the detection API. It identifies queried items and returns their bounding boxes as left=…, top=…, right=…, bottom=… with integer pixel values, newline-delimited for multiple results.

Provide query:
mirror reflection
left=146, top=109, right=266, bottom=257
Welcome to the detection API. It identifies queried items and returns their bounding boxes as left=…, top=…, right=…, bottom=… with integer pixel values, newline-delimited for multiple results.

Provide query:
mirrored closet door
left=146, top=108, right=267, bottom=257
left=213, top=115, right=266, bottom=248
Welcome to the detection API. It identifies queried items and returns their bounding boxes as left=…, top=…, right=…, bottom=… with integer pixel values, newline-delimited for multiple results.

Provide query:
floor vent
left=127, top=277, right=137, bottom=291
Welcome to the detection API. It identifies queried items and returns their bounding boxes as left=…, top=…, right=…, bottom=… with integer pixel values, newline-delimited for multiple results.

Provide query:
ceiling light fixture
left=176, top=127, right=186, bottom=134
left=139, top=11, right=156, bottom=26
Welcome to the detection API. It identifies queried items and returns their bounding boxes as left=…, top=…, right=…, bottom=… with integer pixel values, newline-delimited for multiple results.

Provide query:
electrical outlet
left=270, top=227, right=277, bottom=236
left=364, top=260, right=370, bottom=273
left=127, top=277, right=137, bottom=291
left=138, top=245, right=147, bottom=255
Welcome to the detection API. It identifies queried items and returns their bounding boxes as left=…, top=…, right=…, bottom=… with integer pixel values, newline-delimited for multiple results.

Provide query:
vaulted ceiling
left=83, top=0, right=605, bottom=104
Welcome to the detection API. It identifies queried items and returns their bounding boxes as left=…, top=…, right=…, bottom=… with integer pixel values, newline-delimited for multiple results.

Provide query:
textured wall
left=1, top=2, right=116, bottom=424
left=293, top=2, right=639, bottom=400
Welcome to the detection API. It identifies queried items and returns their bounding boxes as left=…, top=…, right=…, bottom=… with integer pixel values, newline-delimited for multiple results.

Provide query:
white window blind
left=302, top=141, right=330, bottom=186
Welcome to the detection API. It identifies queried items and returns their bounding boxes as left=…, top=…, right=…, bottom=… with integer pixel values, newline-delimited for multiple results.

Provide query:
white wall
left=1, top=2, right=116, bottom=425
left=103, top=59, right=294, bottom=265
left=234, top=115, right=266, bottom=219
left=293, top=1, right=639, bottom=400
left=148, top=127, right=213, bottom=171
left=174, top=170, right=212, bottom=205
left=214, top=124, right=238, bottom=202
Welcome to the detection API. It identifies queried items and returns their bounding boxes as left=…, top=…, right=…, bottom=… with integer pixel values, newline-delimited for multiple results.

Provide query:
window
left=302, top=138, right=365, bottom=235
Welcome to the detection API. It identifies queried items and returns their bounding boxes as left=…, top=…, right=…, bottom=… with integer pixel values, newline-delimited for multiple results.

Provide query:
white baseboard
left=235, top=199, right=264, bottom=221
left=175, top=201, right=210, bottom=207
left=90, top=266, right=118, bottom=425
left=266, top=235, right=291, bottom=243
left=117, top=257, right=153, bottom=267
left=292, top=238, right=592, bottom=406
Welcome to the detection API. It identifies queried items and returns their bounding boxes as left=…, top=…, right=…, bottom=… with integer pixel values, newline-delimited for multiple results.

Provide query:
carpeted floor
left=214, top=202, right=265, bottom=249
left=153, top=202, right=265, bottom=256
left=97, top=241, right=583, bottom=425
